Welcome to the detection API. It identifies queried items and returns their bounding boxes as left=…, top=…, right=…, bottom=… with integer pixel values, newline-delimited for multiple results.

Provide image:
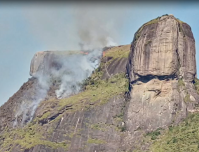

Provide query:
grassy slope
left=103, top=44, right=130, bottom=60
left=0, top=123, right=69, bottom=152
left=150, top=113, right=199, bottom=152
left=0, top=45, right=130, bottom=152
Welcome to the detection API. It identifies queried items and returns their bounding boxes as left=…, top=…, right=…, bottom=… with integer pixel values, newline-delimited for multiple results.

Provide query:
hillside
left=0, top=14, right=199, bottom=152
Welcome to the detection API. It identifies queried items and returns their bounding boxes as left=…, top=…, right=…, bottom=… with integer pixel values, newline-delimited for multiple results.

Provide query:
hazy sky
left=0, top=1, right=198, bottom=106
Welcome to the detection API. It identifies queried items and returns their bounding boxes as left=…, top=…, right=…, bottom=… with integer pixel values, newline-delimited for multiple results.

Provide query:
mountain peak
left=0, top=15, right=198, bottom=152
left=127, top=14, right=196, bottom=83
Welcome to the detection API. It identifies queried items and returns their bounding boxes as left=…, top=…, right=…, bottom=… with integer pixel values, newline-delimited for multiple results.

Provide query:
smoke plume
left=14, top=4, right=124, bottom=126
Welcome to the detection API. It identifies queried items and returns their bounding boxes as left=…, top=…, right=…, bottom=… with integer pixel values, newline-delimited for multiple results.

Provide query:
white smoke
left=52, top=50, right=102, bottom=99
left=14, top=4, right=123, bottom=126
left=13, top=77, right=50, bottom=126
left=73, top=5, right=119, bottom=50
left=14, top=49, right=102, bottom=126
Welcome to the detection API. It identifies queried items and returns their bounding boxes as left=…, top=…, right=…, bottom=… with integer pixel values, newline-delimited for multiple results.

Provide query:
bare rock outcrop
left=126, top=78, right=187, bottom=132
left=0, top=15, right=199, bottom=152
left=30, top=51, right=75, bottom=76
left=124, top=15, right=199, bottom=149
left=127, top=14, right=196, bottom=82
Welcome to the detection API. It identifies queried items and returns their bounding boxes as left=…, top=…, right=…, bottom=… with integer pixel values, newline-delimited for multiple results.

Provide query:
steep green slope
left=150, top=112, right=199, bottom=152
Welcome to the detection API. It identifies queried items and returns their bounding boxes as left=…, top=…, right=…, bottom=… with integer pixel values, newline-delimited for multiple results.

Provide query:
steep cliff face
left=0, top=14, right=198, bottom=152
left=123, top=15, right=199, bottom=150
left=127, top=14, right=196, bottom=82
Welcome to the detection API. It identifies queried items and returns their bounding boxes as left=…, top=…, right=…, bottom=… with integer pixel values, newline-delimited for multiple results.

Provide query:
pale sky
left=0, top=1, right=198, bottom=106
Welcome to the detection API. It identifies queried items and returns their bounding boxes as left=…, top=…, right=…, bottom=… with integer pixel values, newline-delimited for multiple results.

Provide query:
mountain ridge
left=0, top=14, right=199, bottom=152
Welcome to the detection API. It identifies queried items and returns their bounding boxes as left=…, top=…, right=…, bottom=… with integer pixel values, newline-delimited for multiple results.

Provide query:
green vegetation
left=145, top=40, right=152, bottom=46
left=117, top=125, right=126, bottom=132
left=59, top=73, right=129, bottom=110
left=134, top=17, right=160, bottom=42
left=178, top=78, right=185, bottom=89
left=146, top=128, right=162, bottom=140
left=87, top=137, right=106, bottom=144
left=149, top=113, right=199, bottom=152
left=103, top=45, right=130, bottom=60
left=194, top=78, right=199, bottom=94
left=184, top=93, right=191, bottom=103
left=176, top=18, right=185, bottom=24
left=113, top=103, right=127, bottom=132
left=90, top=124, right=101, bottom=130
left=90, top=123, right=107, bottom=132
left=0, top=123, right=69, bottom=152
left=113, top=112, right=124, bottom=122
left=177, top=78, right=193, bottom=103
left=176, top=18, right=185, bottom=36
left=35, top=53, right=129, bottom=123
left=0, top=45, right=131, bottom=151
left=37, top=111, right=51, bottom=121
left=134, top=14, right=186, bottom=43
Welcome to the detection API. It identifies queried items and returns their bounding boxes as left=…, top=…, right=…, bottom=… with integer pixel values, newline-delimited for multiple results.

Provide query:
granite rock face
left=126, top=79, right=187, bottom=132
left=127, top=14, right=196, bottom=82
left=0, top=15, right=198, bottom=152
left=123, top=15, right=199, bottom=150
left=30, top=51, right=78, bottom=76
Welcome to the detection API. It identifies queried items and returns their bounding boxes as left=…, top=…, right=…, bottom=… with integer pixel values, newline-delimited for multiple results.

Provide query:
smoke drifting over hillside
left=14, top=4, right=124, bottom=126
left=14, top=50, right=102, bottom=126
left=13, top=80, right=49, bottom=126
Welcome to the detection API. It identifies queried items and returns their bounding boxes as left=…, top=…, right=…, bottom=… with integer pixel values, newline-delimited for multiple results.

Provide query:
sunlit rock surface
left=127, top=14, right=196, bottom=82
left=0, top=15, right=199, bottom=152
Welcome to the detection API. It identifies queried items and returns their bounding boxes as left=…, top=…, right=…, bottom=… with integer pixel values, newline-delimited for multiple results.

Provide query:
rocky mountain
left=0, top=14, right=199, bottom=152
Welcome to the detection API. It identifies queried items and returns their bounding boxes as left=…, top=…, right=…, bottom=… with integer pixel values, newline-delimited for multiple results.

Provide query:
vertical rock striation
left=0, top=15, right=198, bottom=152
left=127, top=14, right=196, bottom=82
left=125, top=15, right=199, bottom=148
